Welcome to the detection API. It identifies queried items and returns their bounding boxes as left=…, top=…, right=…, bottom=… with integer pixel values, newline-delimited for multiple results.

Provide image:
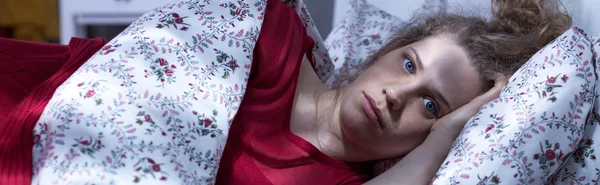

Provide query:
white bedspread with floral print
left=31, top=0, right=330, bottom=184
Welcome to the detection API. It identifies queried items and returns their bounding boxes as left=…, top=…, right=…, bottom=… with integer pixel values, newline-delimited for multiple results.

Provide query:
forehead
left=409, top=36, right=483, bottom=109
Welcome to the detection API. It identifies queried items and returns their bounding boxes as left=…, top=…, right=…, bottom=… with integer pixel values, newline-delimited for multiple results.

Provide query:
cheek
left=399, top=100, right=435, bottom=130
left=338, top=94, right=365, bottom=128
left=339, top=98, right=357, bottom=121
left=386, top=119, right=433, bottom=153
left=388, top=103, right=435, bottom=140
left=392, top=118, right=434, bottom=136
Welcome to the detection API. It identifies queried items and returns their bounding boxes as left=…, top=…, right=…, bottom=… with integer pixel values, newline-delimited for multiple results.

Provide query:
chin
left=339, top=105, right=369, bottom=132
left=340, top=113, right=377, bottom=143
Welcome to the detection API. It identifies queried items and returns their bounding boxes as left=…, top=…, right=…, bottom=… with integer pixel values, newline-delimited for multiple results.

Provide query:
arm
left=364, top=76, right=508, bottom=185
left=364, top=121, right=460, bottom=185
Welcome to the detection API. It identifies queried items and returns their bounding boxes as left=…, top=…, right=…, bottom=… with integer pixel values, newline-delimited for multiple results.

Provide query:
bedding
left=324, top=0, right=406, bottom=87
left=31, top=0, right=333, bottom=184
left=547, top=34, right=600, bottom=185
left=432, top=27, right=597, bottom=185
left=29, top=0, right=600, bottom=184
left=32, top=0, right=265, bottom=184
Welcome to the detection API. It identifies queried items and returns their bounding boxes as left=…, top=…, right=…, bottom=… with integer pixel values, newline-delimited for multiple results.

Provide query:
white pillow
left=432, top=27, right=597, bottom=185
left=547, top=34, right=600, bottom=185
left=325, top=0, right=406, bottom=87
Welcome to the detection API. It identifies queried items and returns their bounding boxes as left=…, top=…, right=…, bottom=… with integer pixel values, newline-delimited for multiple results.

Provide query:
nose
left=383, top=86, right=407, bottom=111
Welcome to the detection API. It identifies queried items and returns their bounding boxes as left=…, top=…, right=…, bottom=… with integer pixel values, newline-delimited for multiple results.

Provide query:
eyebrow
left=430, top=87, right=451, bottom=114
left=408, top=47, right=424, bottom=72
left=408, top=46, right=452, bottom=113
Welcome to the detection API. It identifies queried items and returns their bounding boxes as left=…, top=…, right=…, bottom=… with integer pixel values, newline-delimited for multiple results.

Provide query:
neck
left=291, top=87, right=368, bottom=162
left=291, top=56, right=370, bottom=162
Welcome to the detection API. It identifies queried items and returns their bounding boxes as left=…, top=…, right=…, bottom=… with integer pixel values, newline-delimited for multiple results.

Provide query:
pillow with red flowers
left=545, top=34, right=600, bottom=185
left=431, top=27, right=598, bottom=185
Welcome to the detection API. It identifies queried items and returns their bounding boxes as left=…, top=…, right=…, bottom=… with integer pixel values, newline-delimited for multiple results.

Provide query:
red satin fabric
left=215, top=1, right=367, bottom=184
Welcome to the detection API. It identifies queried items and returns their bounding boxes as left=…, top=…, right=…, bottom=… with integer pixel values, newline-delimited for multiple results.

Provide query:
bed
left=31, top=0, right=600, bottom=184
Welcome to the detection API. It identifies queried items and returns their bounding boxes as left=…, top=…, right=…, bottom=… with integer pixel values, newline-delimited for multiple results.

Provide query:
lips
left=362, top=93, right=384, bottom=129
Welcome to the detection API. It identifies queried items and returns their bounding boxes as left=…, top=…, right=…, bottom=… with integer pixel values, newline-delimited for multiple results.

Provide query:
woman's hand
left=364, top=76, right=507, bottom=185
left=430, top=75, right=508, bottom=138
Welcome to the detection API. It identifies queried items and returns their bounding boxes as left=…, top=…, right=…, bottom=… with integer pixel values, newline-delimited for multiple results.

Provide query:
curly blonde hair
left=361, top=0, right=572, bottom=91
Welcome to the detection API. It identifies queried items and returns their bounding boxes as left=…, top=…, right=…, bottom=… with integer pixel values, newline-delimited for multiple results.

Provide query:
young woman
left=215, top=0, right=571, bottom=184
left=0, top=0, right=570, bottom=184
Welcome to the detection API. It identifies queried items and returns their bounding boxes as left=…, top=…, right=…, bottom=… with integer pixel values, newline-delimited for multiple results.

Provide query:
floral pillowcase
left=431, top=27, right=598, bottom=185
left=544, top=34, right=600, bottom=185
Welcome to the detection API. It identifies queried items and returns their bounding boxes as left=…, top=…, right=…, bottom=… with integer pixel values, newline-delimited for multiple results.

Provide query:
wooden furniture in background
left=0, top=0, right=59, bottom=42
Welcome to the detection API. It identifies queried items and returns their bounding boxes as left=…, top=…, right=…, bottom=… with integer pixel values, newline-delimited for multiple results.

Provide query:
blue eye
left=403, top=58, right=415, bottom=73
left=423, top=98, right=437, bottom=114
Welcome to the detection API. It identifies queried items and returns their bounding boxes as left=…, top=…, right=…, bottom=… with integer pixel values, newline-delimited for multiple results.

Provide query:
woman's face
left=338, top=35, right=484, bottom=160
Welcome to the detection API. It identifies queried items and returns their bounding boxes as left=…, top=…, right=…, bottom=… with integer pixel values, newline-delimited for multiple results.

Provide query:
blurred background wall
left=0, top=0, right=598, bottom=44
left=0, top=0, right=333, bottom=43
